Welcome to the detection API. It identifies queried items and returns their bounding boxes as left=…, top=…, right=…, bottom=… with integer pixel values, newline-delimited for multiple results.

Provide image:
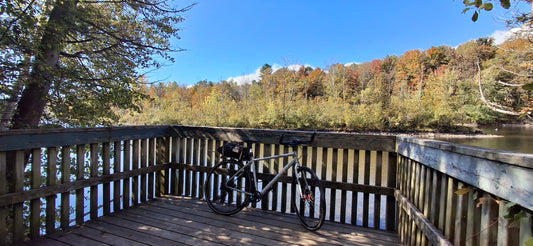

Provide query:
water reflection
left=436, top=125, right=533, bottom=154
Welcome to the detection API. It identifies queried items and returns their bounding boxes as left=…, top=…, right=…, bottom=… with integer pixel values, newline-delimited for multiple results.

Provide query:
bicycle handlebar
left=279, top=132, right=316, bottom=146
left=241, top=132, right=316, bottom=146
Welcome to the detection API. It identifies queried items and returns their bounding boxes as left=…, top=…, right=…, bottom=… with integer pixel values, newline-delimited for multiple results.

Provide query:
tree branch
left=477, top=60, right=521, bottom=116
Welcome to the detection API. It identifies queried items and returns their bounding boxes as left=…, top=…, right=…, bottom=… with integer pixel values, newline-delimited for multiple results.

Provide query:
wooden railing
left=396, top=137, right=533, bottom=246
left=0, top=125, right=531, bottom=245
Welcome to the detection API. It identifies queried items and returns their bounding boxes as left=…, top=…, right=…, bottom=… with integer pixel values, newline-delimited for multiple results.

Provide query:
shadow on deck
left=24, top=195, right=401, bottom=246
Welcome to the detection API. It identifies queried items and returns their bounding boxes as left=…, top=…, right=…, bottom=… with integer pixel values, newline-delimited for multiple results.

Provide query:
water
left=435, top=125, right=533, bottom=154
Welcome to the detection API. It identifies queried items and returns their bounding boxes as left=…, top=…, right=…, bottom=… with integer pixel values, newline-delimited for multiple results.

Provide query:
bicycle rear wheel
left=292, top=166, right=325, bottom=231
left=204, top=160, right=252, bottom=215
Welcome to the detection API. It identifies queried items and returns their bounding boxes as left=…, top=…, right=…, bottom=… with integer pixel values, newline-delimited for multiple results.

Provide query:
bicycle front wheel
left=204, top=160, right=252, bottom=215
left=292, top=166, right=325, bottom=231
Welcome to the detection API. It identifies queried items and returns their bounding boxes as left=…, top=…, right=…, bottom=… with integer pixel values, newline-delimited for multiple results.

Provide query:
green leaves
left=500, top=0, right=511, bottom=9
left=472, top=11, right=479, bottom=22
left=462, top=0, right=511, bottom=22
left=523, top=83, right=533, bottom=91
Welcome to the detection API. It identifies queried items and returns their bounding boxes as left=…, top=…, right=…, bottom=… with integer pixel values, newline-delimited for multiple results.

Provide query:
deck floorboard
left=25, top=195, right=401, bottom=246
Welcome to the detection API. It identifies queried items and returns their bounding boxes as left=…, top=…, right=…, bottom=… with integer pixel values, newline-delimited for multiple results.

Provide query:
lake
left=435, top=124, right=533, bottom=154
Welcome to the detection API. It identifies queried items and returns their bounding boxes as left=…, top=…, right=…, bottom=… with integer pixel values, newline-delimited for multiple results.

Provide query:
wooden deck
left=24, top=195, right=401, bottom=246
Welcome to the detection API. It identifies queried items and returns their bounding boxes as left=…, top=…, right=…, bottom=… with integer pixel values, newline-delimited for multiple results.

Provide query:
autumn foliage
left=117, top=37, right=532, bottom=132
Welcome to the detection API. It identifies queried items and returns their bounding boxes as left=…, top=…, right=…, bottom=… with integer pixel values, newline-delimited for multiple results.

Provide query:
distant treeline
left=117, top=37, right=532, bottom=132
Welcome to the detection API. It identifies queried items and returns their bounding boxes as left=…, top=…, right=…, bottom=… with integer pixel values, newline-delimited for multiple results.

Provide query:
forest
left=117, top=36, right=533, bottom=133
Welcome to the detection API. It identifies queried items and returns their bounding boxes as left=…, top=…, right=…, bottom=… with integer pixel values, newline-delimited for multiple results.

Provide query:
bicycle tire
left=292, top=166, right=326, bottom=231
left=204, top=160, right=252, bottom=215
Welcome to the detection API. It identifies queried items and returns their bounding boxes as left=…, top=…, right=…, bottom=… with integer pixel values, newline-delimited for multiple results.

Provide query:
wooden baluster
left=140, top=139, right=147, bottom=203
left=0, top=152, right=7, bottom=244
left=102, top=142, right=111, bottom=216
left=123, top=141, right=131, bottom=209
left=76, top=145, right=85, bottom=225
left=90, top=143, right=99, bottom=220
left=30, top=148, right=42, bottom=239
left=60, top=146, right=71, bottom=230
left=113, top=141, right=121, bottom=212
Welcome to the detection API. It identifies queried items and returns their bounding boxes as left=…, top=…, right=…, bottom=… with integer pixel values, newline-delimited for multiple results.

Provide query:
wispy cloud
left=227, top=63, right=314, bottom=85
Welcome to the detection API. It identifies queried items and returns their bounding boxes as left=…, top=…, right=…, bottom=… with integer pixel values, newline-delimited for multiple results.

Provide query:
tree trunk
left=7, top=0, right=77, bottom=195
left=10, top=0, right=77, bottom=129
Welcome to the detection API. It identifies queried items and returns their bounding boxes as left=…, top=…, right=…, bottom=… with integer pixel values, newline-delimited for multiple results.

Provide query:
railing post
left=156, top=137, right=170, bottom=196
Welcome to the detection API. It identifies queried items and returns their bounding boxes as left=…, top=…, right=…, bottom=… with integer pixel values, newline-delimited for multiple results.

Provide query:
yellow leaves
left=455, top=187, right=472, bottom=195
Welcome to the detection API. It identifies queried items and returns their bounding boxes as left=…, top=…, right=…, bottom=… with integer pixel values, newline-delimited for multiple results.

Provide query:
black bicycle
left=203, top=133, right=326, bottom=231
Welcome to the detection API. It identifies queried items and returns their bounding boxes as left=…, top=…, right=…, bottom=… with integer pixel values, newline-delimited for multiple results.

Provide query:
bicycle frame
left=227, top=151, right=301, bottom=198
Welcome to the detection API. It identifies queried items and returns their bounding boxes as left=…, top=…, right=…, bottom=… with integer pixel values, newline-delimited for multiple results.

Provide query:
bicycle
left=203, top=133, right=326, bottom=231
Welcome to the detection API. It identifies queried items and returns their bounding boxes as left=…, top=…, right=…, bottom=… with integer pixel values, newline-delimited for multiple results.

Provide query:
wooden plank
left=438, top=172, right=448, bottom=231
left=170, top=125, right=397, bottom=152
left=122, top=141, right=131, bottom=209
left=198, top=139, right=207, bottom=200
left=351, top=149, right=360, bottom=226
left=90, top=143, right=99, bottom=220
left=157, top=137, right=170, bottom=196
left=340, top=148, right=348, bottom=224
left=148, top=138, right=155, bottom=199
left=465, top=188, right=481, bottom=246
left=169, top=138, right=179, bottom=195
left=0, top=126, right=170, bottom=151
left=0, top=163, right=171, bottom=208
left=102, top=142, right=111, bottom=216
left=362, top=150, right=370, bottom=227
left=0, top=152, right=7, bottom=245
left=60, top=146, right=71, bottom=230
left=113, top=141, right=121, bottom=212
left=386, top=152, right=397, bottom=231
left=14, top=150, right=25, bottom=243
left=76, top=145, right=86, bottom=225
left=30, top=148, right=42, bottom=239
left=519, top=211, right=532, bottom=246
left=480, top=192, right=498, bottom=246
left=177, top=138, right=186, bottom=195
left=261, top=143, right=272, bottom=210
left=497, top=200, right=519, bottom=245
left=374, top=151, right=382, bottom=229
left=131, top=139, right=139, bottom=206
left=397, top=137, right=533, bottom=211
left=395, top=190, right=453, bottom=246
left=430, top=169, right=441, bottom=226
left=454, top=182, right=469, bottom=246
left=140, top=139, right=147, bottom=203
left=444, top=177, right=457, bottom=241
left=329, top=147, right=337, bottom=222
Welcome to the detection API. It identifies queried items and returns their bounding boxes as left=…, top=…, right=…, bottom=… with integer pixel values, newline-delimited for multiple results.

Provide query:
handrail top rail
left=397, top=136, right=533, bottom=169
left=0, top=125, right=170, bottom=151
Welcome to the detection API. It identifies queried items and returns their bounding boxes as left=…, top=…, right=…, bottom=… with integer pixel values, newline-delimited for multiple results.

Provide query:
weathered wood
left=14, top=151, right=24, bottom=242
left=60, top=146, right=70, bottom=230
left=131, top=139, right=139, bottom=206
left=170, top=125, right=397, bottom=152
left=140, top=139, right=147, bottom=203
left=0, top=163, right=172, bottom=208
left=30, top=148, right=41, bottom=239
left=90, top=143, right=98, bottom=220
left=122, top=140, right=131, bottom=209
left=0, top=152, right=6, bottom=245
left=395, top=190, right=453, bottom=246
left=397, top=137, right=533, bottom=211
left=76, top=145, right=85, bottom=225
left=26, top=195, right=402, bottom=246
left=0, top=126, right=170, bottom=151
left=102, top=142, right=111, bottom=216
left=113, top=141, right=121, bottom=212
left=386, top=152, right=397, bottom=231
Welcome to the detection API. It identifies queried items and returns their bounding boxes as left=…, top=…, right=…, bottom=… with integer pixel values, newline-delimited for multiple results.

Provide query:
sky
left=142, top=0, right=531, bottom=86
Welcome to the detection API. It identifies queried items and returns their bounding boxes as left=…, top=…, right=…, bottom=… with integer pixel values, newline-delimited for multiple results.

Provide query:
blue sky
left=143, top=0, right=530, bottom=85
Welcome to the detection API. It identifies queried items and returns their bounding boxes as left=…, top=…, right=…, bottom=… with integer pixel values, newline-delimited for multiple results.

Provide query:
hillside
left=117, top=37, right=533, bottom=133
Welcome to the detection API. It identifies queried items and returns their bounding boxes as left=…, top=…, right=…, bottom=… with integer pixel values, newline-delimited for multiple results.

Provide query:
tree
left=0, top=0, right=193, bottom=129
